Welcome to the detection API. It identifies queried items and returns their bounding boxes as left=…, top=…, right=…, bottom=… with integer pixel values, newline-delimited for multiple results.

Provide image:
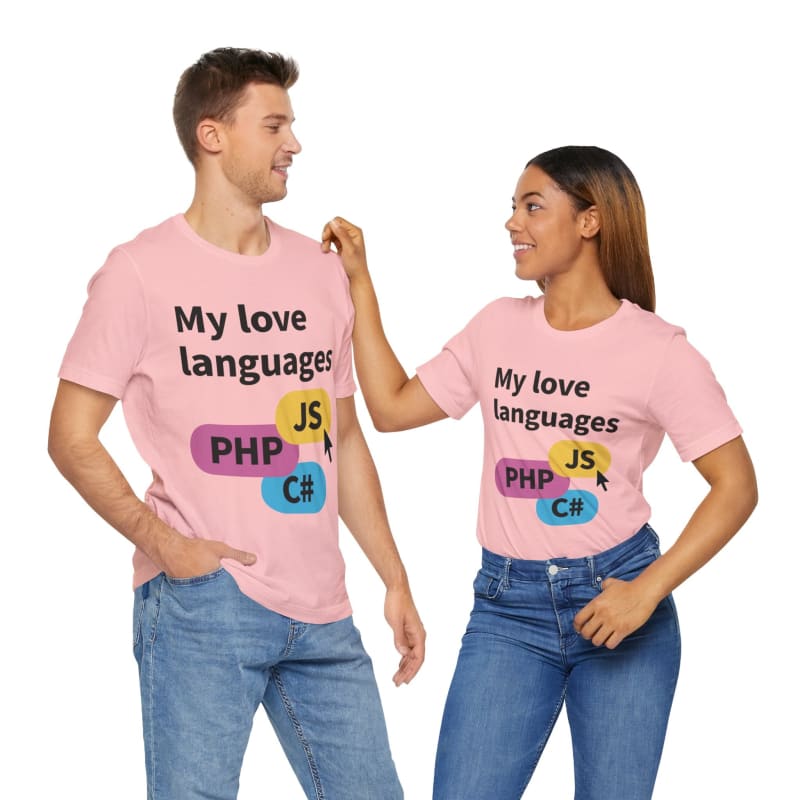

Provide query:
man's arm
left=48, top=379, right=256, bottom=577
left=336, top=395, right=426, bottom=685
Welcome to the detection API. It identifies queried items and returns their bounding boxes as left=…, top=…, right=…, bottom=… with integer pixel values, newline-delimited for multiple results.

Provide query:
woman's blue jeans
left=132, top=567, right=402, bottom=799
left=433, top=524, right=681, bottom=800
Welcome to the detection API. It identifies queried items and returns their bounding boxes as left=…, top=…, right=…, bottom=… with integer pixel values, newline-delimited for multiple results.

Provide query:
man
left=48, top=47, right=423, bottom=799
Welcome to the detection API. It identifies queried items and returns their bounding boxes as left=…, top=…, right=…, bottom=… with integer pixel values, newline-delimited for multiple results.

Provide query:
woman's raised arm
left=322, top=217, right=446, bottom=432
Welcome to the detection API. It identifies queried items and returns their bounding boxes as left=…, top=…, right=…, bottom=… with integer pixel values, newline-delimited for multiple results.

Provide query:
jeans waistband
left=481, top=524, right=658, bottom=582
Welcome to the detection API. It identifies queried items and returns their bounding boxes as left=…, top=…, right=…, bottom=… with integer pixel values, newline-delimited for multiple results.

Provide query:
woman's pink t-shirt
left=417, top=296, right=742, bottom=559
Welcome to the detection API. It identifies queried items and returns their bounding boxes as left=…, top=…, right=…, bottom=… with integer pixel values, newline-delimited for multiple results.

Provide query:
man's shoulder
left=267, top=218, right=325, bottom=258
left=268, top=217, right=350, bottom=289
left=111, top=215, right=181, bottom=262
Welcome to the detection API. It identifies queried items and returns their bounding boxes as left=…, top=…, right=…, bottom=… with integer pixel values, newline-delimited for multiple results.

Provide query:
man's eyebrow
left=261, top=113, right=293, bottom=122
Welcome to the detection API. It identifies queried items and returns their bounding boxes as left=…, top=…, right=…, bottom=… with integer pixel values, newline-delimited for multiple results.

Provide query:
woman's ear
left=580, top=205, right=601, bottom=239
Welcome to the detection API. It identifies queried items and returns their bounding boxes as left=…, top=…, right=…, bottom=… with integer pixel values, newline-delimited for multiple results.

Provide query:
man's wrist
left=384, top=569, right=410, bottom=594
left=130, top=502, right=182, bottom=568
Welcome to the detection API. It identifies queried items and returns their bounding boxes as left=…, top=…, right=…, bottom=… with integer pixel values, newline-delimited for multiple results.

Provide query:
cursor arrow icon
left=323, top=430, right=333, bottom=462
left=596, top=471, right=609, bottom=492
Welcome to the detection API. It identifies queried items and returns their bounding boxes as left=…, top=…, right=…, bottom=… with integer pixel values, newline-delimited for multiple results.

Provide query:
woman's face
left=505, top=165, right=591, bottom=282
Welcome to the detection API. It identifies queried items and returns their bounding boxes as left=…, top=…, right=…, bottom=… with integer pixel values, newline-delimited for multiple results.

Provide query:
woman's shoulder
left=621, top=299, right=686, bottom=340
left=448, top=295, right=538, bottom=336
left=472, top=294, right=540, bottom=319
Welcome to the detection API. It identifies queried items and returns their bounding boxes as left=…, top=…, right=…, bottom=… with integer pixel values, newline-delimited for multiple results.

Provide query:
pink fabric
left=60, top=215, right=356, bottom=623
left=417, top=296, right=742, bottom=559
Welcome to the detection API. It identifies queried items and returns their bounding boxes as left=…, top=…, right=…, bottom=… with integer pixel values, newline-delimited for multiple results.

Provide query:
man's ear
left=196, top=118, right=223, bottom=157
left=580, top=205, right=601, bottom=239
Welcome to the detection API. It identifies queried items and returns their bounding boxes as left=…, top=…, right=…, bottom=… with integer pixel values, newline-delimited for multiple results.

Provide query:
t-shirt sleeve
left=647, top=332, right=742, bottom=462
left=58, top=247, right=148, bottom=399
left=330, top=257, right=357, bottom=399
left=416, top=317, right=480, bottom=420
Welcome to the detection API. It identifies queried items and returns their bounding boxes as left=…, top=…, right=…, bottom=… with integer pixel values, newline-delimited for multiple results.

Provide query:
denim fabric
left=433, top=525, right=680, bottom=800
left=132, top=568, right=402, bottom=799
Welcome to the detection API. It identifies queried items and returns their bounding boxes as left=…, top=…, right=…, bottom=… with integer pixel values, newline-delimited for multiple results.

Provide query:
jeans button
left=547, top=565, right=559, bottom=576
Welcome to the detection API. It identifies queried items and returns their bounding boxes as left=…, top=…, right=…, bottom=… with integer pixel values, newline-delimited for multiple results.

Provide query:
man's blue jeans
left=433, top=524, right=681, bottom=800
left=132, top=568, right=402, bottom=799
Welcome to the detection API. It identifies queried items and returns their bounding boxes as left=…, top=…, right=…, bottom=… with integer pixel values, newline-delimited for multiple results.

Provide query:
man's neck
left=184, top=192, right=271, bottom=257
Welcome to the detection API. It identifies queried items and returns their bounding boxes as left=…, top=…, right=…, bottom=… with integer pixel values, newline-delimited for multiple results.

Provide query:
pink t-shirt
left=60, top=214, right=356, bottom=623
left=416, top=296, right=742, bottom=559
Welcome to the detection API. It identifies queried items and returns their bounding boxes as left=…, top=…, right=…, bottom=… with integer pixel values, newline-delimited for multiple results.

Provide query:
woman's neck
left=542, top=272, right=621, bottom=332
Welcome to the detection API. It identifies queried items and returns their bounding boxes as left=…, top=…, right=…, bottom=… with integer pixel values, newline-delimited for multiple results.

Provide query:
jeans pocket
left=603, top=547, right=660, bottom=586
left=473, top=567, right=505, bottom=600
left=165, top=566, right=226, bottom=587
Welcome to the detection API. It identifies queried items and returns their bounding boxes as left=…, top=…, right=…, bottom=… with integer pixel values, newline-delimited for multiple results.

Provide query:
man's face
left=217, top=82, right=301, bottom=204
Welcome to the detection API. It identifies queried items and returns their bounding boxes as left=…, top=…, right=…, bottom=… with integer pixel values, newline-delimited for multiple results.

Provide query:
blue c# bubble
left=536, top=490, right=598, bottom=526
left=261, top=462, right=326, bottom=514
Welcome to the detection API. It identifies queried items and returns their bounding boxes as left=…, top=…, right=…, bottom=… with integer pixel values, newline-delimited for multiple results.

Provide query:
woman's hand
left=321, top=217, right=370, bottom=281
left=573, top=577, right=660, bottom=650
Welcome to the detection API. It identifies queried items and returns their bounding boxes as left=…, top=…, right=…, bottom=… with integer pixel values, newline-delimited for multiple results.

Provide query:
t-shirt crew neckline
left=172, top=213, right=284, bottom=265
left=534, top=296, right=633, bottom=339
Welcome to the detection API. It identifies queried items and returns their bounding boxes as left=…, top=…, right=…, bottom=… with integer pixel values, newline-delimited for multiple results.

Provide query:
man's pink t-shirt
left=60, top=215, right=356, bottom=623
left=416, top=296, right=742, bottom=559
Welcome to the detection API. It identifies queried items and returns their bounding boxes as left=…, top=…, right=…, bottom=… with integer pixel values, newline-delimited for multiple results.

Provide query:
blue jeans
left=433, top=525, right=680, bottom=800
left=132, top=568, right=402, bottom=799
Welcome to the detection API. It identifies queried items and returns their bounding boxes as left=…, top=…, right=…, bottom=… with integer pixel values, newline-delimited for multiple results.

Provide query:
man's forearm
left=49, top=427, right=177, bottom=565
left=48, top=380, right=182, bottom=568
left=49, top=380, right=256, bottom=578
left=336, top=395, right=426, bottom=683
left=337, top=412, right=408, bottom=591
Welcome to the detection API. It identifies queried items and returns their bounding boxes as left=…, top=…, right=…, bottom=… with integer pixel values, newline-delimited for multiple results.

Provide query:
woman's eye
left=527, top=203, right=541, bottom=212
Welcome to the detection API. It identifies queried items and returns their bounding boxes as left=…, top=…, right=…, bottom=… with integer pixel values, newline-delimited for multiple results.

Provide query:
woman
left=321, top=146, right=757, bottom=799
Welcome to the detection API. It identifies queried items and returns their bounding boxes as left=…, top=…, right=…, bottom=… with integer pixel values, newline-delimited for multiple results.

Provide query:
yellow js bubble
left=276, top=390, right=331, bottom=444
left=549, top=441, right=611, bottom=478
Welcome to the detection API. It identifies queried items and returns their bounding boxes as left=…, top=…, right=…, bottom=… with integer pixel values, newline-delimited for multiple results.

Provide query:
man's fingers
left=393, top=646, right=424, bottom=686
left=391, top=621, right=425, bottom=685
left=216, top=542, right=257, bottom=566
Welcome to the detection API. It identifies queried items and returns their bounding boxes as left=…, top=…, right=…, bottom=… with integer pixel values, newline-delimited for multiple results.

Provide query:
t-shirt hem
left=416, top=363, right=466, bottom=419
left=59, top=362, right=126, bottom=399
left=335, top=381, right=357, bottom=399
left=678, top=423, right=743, bottom=462
left=132, top=563, right=353, bottom=624
left=227, top=565, right=353, bottom=623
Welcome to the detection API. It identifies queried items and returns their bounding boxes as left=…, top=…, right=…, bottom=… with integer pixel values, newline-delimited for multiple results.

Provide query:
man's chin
left=259, top=187, right=288, bottom=204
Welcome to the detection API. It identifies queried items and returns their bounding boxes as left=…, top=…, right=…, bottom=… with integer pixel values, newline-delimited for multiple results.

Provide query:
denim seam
left=133, top=592, right=145, bottom=648
left=666, top=595, right=682, bottom=690
left=546, top=580, right=571, bottom=665
left=271, top=667, right=325, bottom=799
left=521, top=680, right=567, bottom=797
left=283, top=621, right=309, bottom=657
left=145, top=577, right=163, bottom=800
left=164, top=566, right=225, bottom=587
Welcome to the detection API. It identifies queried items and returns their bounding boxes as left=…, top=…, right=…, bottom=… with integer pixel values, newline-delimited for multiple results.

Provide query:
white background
left=2, top=0, right=796, bottom=796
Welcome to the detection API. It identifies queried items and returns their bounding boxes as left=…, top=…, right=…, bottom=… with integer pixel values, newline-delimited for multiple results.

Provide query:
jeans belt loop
left=502, top=557, right=512, bottom=589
